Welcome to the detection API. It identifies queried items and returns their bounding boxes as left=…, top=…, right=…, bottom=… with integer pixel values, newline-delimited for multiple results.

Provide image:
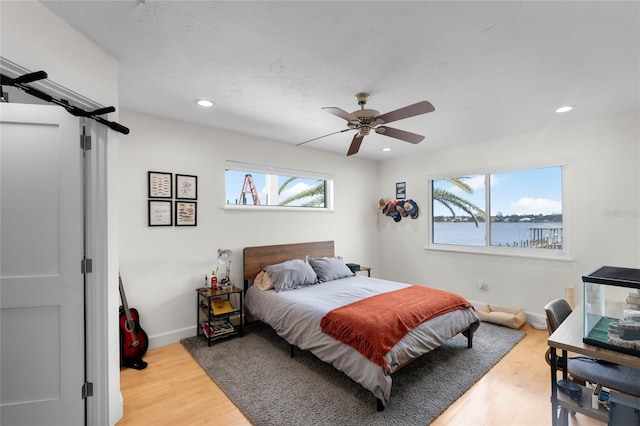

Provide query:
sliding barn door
left=1, top=103, right=85, bottom=425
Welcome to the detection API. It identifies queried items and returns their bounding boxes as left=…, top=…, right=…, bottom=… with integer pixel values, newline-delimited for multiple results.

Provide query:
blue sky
left=225, top=170, right=319, bottom=205
left=432, top=166, right=562, bottom=217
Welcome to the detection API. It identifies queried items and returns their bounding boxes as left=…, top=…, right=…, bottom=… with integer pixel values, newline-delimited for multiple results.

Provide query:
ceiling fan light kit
left=298, top=93, right=435, bottom=156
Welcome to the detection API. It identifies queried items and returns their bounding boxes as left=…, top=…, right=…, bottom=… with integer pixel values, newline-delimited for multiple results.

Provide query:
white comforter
left=244, top=275, right=480, bottom=406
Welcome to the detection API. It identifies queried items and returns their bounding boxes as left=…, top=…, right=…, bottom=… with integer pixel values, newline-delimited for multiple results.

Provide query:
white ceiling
left=41, top=1, right=639, bottom=160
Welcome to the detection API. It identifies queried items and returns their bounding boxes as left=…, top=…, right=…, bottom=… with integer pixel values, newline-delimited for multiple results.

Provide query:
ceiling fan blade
left=297, top=128, right=352, bottom=146
left=322, top=107, right=359, bottom=123
left=375, top=126, right=425, bottom=144
left=347, top=134, right=364, bottom=156
left=374, top=101, right=435, bottom=125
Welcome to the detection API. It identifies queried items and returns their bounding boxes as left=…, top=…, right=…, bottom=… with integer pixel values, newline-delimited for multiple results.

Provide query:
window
left=428, top=163, right=565, bottom=257
left=225, top=161, right=332, bottom=210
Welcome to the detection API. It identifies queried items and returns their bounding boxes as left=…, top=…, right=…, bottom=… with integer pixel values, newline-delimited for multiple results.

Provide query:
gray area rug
left=181, top=321, right=525, bottom=426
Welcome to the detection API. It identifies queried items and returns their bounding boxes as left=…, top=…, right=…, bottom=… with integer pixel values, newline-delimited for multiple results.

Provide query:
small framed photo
left=175, top=201, right=197, bottom=226
left=396, top=182, right=406, bottom=199
left=148, top=200, right=172, bottom=226
left=148, top=171, right=172, bottom=198
left=176, top=174, right=198, bottom=200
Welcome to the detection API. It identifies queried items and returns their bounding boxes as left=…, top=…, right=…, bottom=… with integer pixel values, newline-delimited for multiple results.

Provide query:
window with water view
left=429, top=165, right=564, bottom=254
left=225, top=161, right=331, bottom=209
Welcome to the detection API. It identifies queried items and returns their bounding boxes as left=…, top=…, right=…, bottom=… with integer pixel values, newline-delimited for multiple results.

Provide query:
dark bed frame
left=242, top=240, right=474, bottom=411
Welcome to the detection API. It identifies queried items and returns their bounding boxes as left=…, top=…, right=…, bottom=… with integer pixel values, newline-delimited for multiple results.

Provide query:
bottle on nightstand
left=210, top=269, right=218, bottom=289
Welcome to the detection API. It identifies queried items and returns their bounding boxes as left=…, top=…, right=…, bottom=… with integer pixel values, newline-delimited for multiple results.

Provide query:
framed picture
left=396, top=182, right=406, bottom=199
left=175, top=201, right=197, bottom=226
left=148, top=200, right=172, bottom=226
left=176, top=174, right=198, bottom=200
left=148, top=171, right=172, bottom=198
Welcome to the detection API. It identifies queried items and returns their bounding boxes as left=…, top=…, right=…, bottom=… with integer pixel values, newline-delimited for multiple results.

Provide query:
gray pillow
left=308, top=256, right=355, bottom=282
left=264, top=259, right=318, bottom=292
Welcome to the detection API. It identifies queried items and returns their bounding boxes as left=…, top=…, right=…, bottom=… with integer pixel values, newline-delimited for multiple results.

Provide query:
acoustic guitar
left=119, top=273, right=149, bottom=370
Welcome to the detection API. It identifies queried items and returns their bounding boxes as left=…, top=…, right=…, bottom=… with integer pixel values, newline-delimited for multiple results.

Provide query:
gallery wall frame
left=176, top=174, right=198, bottom=200
left=148, top=200, right=173, bottom=226
left=148, top=171, right=173, bottom=198
left=175, top=201, right=197, bottom=226
left=147, top=170, right=199, bottom=226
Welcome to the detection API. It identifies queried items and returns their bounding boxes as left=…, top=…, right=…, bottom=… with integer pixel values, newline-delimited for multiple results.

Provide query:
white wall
left=0, top=1, right=117, bottom=104
left=118, top=110, right=380, bottom=347
left=377, top=113, right=640, bottom=325
left=119, top=111, right=640, bottom=342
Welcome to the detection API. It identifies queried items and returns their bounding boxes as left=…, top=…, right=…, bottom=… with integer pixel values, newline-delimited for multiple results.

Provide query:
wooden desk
left=548, top=304, right=640, bottom=425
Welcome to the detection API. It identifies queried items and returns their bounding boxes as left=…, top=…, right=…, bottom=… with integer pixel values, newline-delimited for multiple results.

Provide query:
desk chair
left=545, top=298, right=640, bottom=397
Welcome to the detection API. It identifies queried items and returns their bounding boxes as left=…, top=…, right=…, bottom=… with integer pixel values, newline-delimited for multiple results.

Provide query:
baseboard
left=150, top=313, right=245, bottom=349
left=527, top=312, right=548, bottom=330
left=148, top=325, right=196, bottom=349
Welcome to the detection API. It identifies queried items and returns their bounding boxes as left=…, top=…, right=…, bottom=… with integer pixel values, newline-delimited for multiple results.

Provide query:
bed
left=243, top=241, right=480, bottom=411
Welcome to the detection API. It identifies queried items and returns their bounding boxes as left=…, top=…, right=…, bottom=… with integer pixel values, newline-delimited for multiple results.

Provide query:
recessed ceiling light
left=196, top=99, right=215, bottom=108
left=382, top=148, right=392, bottom=152
left=555, top=106, right=573, bottom=113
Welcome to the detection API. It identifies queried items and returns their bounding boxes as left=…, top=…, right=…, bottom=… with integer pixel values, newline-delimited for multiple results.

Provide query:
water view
left=433, top=221, right=563, bottom=248
left=431, top=166, right=564, bottom=250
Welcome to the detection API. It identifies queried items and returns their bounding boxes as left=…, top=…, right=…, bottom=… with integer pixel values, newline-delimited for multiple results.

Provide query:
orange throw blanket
left=319, top=285, right=472, bottom=371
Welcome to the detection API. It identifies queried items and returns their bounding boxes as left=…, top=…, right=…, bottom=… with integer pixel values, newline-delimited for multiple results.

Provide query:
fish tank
left=582, top=266, right=640, bottom=357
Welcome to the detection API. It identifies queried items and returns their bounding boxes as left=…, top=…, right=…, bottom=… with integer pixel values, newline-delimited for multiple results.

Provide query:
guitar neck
left=119, top=274, right=134, bottom=324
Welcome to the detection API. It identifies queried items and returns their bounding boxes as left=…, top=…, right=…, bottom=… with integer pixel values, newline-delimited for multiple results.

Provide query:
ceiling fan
left=298, top=93, right=435, bottom=156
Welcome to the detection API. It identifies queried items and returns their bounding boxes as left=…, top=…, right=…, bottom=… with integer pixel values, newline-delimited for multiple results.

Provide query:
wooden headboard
left=243, top=241, right=335, bottom=281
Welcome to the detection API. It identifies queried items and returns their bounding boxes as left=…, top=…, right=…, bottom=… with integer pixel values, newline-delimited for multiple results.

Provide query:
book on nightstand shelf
left=201, top=319, right=234, bottom=338
left=211, top=300, right=234, bottom=315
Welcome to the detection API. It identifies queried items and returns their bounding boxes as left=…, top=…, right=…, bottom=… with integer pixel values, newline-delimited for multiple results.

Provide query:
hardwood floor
left=117, top=324, right=603, bottom=425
